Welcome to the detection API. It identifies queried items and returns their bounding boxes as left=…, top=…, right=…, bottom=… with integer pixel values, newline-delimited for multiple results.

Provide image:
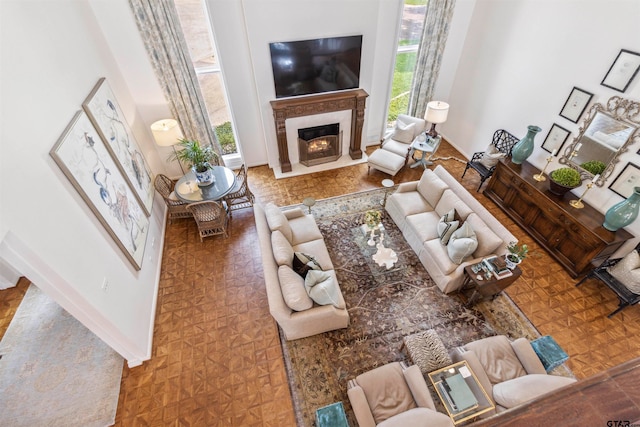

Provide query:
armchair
left=347, top=362, right=453, bottom=427
left=461, top=130, right=520, bottom=192
left=576, top=243, right=640, bottom=317
left=451, top=335, right=576, bottom=412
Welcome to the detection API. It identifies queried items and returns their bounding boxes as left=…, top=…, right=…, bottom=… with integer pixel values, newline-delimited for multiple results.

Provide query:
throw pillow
left=607, top=250, right=640, bottom=294
left=465, top=213, right=503, bottom=258
left=278, top=265, right=314, bottom=311
left=292, top=252, right=323, bottom=278
left=447, top=221, right=478, bottom=264
left=392, top=119, right=416, bottom=144
left=478, top=143, right=506, bottom=169
left=264, top=203, right=293, bottom=242
left=271, top=230, right=294, bottom=266
left=437, top=208, right=460, bottom=245
left=304, top=270, right=345, bottom=309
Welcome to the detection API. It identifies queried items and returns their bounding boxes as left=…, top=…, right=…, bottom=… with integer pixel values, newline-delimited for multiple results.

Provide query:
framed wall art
left=559, top=87, right=594, bottom=123
left=50, top=111, right=149, bottom=271
left=601, top=49, right=640, bottom=93
left=541, top=123, right=571, bottom=155
left=608, top=162, right=640, bottom=199
left=83, top=78, right=154, bottom=216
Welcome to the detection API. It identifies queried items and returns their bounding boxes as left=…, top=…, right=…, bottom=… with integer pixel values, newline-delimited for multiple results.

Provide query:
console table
left=484, top=159, right=632, bottom=278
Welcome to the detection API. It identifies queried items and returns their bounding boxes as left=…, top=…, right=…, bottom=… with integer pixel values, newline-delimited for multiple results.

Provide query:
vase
left=505, top=254, right=521, bottom=270
left=548, top=179, right=579, bottom=197
left=193, top=164, right=214, bottom=186
left=511, top=125, right=542, bottom=164
left=603, top=187, right=640, bottom=231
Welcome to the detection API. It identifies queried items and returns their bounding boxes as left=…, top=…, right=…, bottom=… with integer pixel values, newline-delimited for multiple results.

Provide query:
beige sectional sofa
left=386, top=165, right=517, bottom=294
left=255, top=203, right=349, bottom=340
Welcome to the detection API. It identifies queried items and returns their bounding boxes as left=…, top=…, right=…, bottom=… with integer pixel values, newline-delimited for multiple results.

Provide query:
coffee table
left=428, top=360, right=494, bottom=425
left=352, top=224, right=403, bottom=281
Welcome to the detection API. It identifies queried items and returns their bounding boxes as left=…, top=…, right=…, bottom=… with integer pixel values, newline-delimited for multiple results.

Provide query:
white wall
left=443, top=0, right=640, bottom=250
left=0, top=0, right=166, bottom=365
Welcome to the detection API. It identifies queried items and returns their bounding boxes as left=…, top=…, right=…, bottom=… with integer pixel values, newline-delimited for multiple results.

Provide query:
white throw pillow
left=392, top=119, right=416, bottom=144
left=607, top=250, right=640, bottom=294
left=271, top=230, right=294, bottom=267
left=304, top=270, right=345, bottom=309
left=278, top=265, right=314, bottom=311
left=264, top=203, right=293, bottom=242
left=478, top=144, right=506, bottom=169
left=437, top=208, right=459, bottom=245
left=447, top=221, right=478, bottom=264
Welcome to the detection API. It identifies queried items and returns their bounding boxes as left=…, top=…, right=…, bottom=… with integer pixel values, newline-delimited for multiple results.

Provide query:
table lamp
left=151, top=119, right=185, bottom=173
left=425, top=101, right=449, bottom=139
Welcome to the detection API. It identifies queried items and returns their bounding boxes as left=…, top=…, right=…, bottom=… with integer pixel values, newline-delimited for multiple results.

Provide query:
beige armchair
left=451, top=336, right=576, bottom=412
left=347, top=362, right=453, bottom=427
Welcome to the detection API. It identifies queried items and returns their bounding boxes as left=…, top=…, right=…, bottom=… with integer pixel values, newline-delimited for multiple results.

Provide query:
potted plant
left=549, top=167, right=581, bottom=196
left=364, top=210, right=382, bottom=246
left=173, top=139, right=218, bottom=185
left=505, top=241, right=529, bottom=269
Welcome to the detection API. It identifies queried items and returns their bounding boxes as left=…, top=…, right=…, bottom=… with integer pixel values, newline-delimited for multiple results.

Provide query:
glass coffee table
left=428, top=360, right=494, bottom=425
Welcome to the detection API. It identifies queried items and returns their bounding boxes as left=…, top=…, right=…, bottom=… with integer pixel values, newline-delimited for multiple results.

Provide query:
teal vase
left=511, top=125, right=542, bottom=164
left=603, top=187, right=640, bottom=231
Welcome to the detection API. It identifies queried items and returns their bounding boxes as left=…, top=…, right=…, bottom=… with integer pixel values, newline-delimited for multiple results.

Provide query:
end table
left=461, top=262, right=522, bottom=306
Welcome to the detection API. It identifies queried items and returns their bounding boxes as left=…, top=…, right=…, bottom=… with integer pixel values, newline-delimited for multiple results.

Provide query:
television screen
left=269, top=35, right=362, bottom=98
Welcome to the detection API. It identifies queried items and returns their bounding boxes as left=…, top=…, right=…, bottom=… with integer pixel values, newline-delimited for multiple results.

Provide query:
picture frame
left=50, top=111, right=149, bottom=271
left=541, top=123, right=571, bottom=155
left=608, top=162, right=640, bottom=199
left=83, top=78, right=154, bottom=216
left=601, top=49, right=640, bottom=93
left=559, top=87, right=594, bottom=123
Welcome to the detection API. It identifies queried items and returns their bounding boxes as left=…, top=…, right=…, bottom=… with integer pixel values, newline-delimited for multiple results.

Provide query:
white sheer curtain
left=408, top=0, right=456, bottom=119
left=128, top=0, right=224, bottom=164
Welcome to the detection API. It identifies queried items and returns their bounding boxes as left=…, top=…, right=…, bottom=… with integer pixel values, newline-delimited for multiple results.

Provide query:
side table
left=461, top=263, right=522, bottom=306
left=530, top=335, right=569, bottom=372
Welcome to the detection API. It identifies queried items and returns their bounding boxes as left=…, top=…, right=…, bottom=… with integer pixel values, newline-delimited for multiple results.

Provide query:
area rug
left=0, top=284, right=124, bottom=426
left=280, top=188, right=569, bottom=426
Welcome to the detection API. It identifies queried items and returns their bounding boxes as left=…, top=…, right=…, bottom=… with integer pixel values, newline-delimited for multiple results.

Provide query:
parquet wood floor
left=2, top=142, right=639, bottom=425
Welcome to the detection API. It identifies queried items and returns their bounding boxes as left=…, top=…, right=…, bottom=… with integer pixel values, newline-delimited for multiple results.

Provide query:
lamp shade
left=425, top=101, right=449, bottom=124
left=150, top=119, right=183, bottom=147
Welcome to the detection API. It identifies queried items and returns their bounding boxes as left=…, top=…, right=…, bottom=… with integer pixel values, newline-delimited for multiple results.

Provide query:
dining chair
left=223, top=164, right=255, bottom=216
left=186, top=201, right=229, bottom=242
left=154, top=174, right=192, bottom=224
left=461, top=129, right=520, bottom=192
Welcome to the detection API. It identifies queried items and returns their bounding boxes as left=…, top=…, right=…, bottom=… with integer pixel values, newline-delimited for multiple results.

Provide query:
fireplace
left=298, top=123, right=341, bottom=167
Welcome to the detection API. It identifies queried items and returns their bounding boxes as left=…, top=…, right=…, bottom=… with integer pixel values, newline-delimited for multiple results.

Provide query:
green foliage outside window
left=214, top=121, right=237, bottom=155
left=388, top=51, right=417, bottom=125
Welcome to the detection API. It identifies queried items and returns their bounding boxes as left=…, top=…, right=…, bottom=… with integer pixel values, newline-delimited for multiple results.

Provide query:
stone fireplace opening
left=298, top=123, right=342, bottom=167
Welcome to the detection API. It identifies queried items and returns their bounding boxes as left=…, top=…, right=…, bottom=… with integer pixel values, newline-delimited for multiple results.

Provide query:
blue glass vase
left=511, top=125, right=542, bottom=164
left=603, top=187, right=640, bottom=231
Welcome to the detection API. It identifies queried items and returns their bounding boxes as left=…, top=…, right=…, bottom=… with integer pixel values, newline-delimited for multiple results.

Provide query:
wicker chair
left=186, top=201, right=229, bottom=242
left=154, top=174, right=192, bottom=224
left=223, top=165, right=255, bottom=216
left=461, top=129, right=520, bottom=192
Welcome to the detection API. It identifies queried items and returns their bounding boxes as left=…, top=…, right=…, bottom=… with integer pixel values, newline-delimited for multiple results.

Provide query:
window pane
left=197, top=72, right=237, bottom=155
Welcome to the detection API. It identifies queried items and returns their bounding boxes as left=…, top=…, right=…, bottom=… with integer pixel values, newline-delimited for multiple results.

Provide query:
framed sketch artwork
left=83, top=78, right=154, bottom=216
left=542, top=123, right=571, bottom=155
left=50, top=111, right=149, bottom=270
left=601, top=49, right=640, bottom=93
left=609, top=162, right=640, bottom=199
left=559, top=87, right=594, bottom=123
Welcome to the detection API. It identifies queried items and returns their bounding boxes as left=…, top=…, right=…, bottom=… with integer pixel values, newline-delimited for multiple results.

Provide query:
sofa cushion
left=292, top=252, right=322, bottom=278
left=271, top=230, right=294, bottom=267
left=465, top=213, right=504, bottom=258
left=356, top=363, right=417, bottom=424
left=416, top=169, right=449, bottom=207
left=434, top=190, right=473, bottom=221
left=607, top=249, right=640, bottom=294
left=288, top=214, right=324, bottom=245
left=304, top=270, right=345, bottom=309
left=406, top=211, right=441, bottom=248
left=388, top=191, right=434, bottom=219
left=392, top=118, right=416, bottom=144
left=377, top=407, right=452, bottom=427
left=277, top=265, right=314, bottom=311
left=294, top=239, right=334, bottom=271
left=265, top=203, right=293, bottom=242
left=492, top=374, right=576, bottom=409
left=465, top=336, right=526, bottom=384
left=437, top=208, right=460, bottom=245
left=447, top=222, right=478, bottom=264
left=423, top=239, right=460, bottom=276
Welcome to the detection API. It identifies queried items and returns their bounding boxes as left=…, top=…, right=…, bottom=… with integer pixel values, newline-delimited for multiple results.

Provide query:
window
left=387, top=0, right=427, bottom=127
left=174, top=0, right=238, bottom=158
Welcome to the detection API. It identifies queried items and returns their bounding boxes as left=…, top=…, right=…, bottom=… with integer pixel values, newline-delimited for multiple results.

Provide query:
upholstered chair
left=461, top=129, right=520, bottom=191
left=154, top=174, right=192, bottom=223
left=451, top=335, right=576, bottom=412
left=185, top=201, right=229, bottom=242
left=223, top=164, right=255, bottom=216
left=347, top=362, right=453, bottom=427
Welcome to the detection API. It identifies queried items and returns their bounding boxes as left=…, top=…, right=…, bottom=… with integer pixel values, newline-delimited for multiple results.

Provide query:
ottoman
left=402, top=329, right=452, bottom=374
left=367, top=148, right=406, bottom=176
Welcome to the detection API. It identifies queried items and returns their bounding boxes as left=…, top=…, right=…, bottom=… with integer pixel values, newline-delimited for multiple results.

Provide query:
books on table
left=437, top=373, right=479, bottom=414
left=482, top=256, right=513, bottom=279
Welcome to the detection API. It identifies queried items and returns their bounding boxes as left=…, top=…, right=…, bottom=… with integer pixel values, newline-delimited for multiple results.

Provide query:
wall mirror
left=559, top=96, right=640, bottom=186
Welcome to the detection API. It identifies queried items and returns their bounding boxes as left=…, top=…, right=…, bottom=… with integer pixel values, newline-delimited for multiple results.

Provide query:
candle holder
left=570, top=182, right=594, bottom=209
left=533, top=155, right=554, bottom=182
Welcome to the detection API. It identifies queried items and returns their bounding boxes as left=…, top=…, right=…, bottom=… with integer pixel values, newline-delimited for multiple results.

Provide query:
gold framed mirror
left=559, top=96, right=640, bottom=186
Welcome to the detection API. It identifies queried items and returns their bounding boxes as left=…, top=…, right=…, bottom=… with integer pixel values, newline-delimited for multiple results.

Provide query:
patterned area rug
left=0, top=284, right=123, bottom=426
left=280, top=189, right=568, bottom=426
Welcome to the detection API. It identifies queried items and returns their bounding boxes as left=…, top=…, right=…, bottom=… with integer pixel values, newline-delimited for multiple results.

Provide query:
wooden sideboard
left=484, top=159, right=633, bottom=278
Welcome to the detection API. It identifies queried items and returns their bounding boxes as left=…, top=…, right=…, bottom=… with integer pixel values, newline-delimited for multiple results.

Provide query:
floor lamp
left=151, top=119, right=185, bottom=174
left=425, top=101, right=449, bottom=139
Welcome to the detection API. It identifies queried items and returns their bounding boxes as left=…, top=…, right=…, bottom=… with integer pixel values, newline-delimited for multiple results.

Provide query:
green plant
left=507, top=241, right=529, bottom=261
left=173, top=139, right=218, bottom=172
left=364, top=210, right=382, bottom=228
left=550, top=167, right=581, bottom=187
left=581, top=160, right=606, bottom=176
left=214, top=121, right=237, bottom=155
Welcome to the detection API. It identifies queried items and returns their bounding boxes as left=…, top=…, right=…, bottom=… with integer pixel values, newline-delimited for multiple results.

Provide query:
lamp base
left=533, top=173, right=546, bottom=182
left=569, top=199, right=584, bottom=209
left=426, top=123, right=439, bottom=139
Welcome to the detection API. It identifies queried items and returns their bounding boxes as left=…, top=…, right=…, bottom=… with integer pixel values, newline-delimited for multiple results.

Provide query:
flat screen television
left=269, top=35, right=362, bottom=98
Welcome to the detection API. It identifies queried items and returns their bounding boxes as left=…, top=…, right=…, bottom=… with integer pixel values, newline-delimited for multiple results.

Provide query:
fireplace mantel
left=270, top=89, right=369, bottom=173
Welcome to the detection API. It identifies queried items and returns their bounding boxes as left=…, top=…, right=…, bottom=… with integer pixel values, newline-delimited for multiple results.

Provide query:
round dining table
left=174, top=166, right=236, bottom=203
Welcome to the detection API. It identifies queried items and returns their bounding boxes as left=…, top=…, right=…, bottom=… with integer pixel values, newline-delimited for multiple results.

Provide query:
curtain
left=128, top=0, right=224, bottom=165
left=407, top=0, right=456, bottom=119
